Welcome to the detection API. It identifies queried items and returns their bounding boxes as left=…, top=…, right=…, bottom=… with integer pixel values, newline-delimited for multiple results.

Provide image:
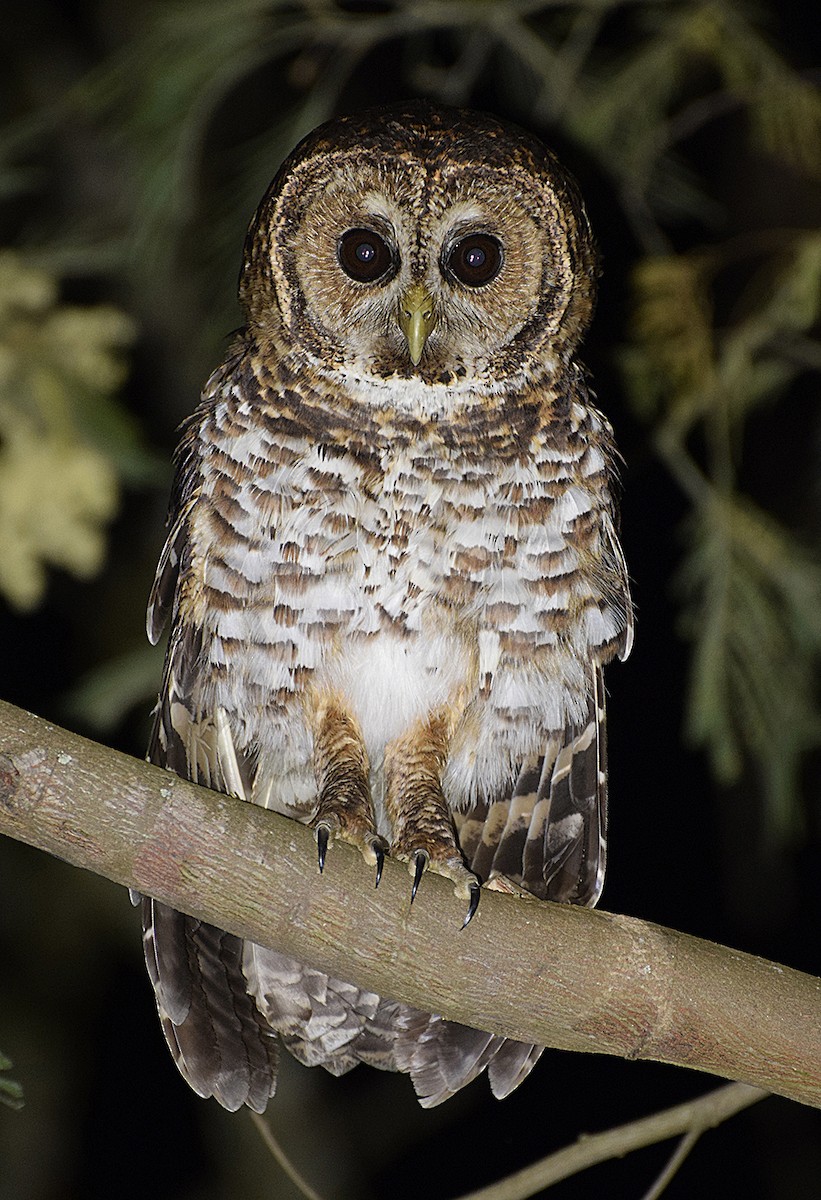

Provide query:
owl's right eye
left=337, top=228, right=396, bottom=283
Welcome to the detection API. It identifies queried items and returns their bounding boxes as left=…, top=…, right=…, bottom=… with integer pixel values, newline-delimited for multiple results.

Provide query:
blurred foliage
left=1, top=1, right=820, bottom=1198
left=16, top=0, right=813, bottom=843
left=0, top=1051, right=23, bottom=1111
left=63, top=640, right=167, bottom=732
left=623, top=234, right=821, bottom=837
left=0, top=251, right=158, bottom=609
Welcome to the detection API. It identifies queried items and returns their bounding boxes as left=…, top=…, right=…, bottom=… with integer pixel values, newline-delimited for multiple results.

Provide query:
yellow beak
left=397, top=284, right=436, bottom=365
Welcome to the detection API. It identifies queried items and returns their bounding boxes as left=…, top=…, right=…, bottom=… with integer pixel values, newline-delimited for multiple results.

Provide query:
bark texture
left=0, top=698, right=819, bottom=1108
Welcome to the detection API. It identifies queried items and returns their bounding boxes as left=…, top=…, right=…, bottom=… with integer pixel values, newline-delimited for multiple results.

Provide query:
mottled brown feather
left=139, top=100, right=633, bottom=1111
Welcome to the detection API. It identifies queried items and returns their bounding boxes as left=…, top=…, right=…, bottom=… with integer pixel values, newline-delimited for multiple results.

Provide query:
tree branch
left=454, top=1081, right=765, bottom=1200
left=1, top=698, right=819, bottom=1109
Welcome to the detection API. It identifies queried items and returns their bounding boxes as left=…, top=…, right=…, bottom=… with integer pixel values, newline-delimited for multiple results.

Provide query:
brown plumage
left=141, top=101, right=633, bottom=1110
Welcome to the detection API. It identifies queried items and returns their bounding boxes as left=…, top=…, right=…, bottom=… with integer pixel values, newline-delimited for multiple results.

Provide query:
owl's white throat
left=329, top=363, right=526, bottom=420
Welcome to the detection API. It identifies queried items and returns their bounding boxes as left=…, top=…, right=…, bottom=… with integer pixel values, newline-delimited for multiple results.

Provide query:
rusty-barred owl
left=140, top=101, right=633, bottom=1111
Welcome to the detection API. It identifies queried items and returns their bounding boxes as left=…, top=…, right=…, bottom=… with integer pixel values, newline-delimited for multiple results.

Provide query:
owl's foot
left=384, top=712, right=481, bottom=924
left=312, top=811, right=388, bottom=888
left=311, top=697, right=385, bottom=886
left=397, top=843, right=481, bottom=928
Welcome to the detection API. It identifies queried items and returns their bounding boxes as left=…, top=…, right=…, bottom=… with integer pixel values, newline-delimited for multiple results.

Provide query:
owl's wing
left=455, top=663, right=608, bottom=906
left=142, top=503, right=389, bottom=1108
left=430, top=660, right=612, bottom=1108
left=455, top=507, right=633, bottom=907
left=139, top=513, right=279, bottom=1113
left=140, top=896, right=278, bottom=1111
left=396, top=510, right=632, bottom=1106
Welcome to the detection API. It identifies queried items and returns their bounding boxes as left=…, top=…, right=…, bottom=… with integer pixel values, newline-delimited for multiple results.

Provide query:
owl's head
left=239, top=103, right=597, bottom=394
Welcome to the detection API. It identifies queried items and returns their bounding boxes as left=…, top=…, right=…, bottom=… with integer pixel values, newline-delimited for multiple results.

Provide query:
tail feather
left=142, top=898, right=278, bottom=1113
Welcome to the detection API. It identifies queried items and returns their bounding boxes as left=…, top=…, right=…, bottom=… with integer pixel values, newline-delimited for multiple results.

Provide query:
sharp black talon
left=316, top=824, right=329, bottom=873
left=410, top=851, right=428, bottom=904
left=462, top=882, right=481, bottom=929
left=374, top=844, right=384, bottom=889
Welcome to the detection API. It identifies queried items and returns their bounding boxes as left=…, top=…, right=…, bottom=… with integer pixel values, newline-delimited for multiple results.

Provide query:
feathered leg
left=385, top=711, right=480, bottom=925
left=311, top=694, right=387, bottom=882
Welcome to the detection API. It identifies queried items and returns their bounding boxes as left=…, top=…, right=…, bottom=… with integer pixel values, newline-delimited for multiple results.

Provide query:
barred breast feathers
left=146, top=348, right=631, bottom=822
left=140, top=102, right=634, bottom=1112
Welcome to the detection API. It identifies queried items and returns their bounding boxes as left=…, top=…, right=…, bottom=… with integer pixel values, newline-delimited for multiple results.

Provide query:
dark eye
left=443, top=234, right=503, bottom=287
left=337, top=228, right=395, bottom=283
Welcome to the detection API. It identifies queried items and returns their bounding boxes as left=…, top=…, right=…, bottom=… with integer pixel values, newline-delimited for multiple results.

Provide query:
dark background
left=1, top=2, right=819, bottom=1197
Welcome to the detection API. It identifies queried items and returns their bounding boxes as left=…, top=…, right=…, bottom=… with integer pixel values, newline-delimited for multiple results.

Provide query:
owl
left=141, top=101, right=633, bottom=1112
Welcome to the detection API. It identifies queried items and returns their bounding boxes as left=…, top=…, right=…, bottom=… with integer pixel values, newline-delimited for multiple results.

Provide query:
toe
left=410, top=850, right=429, bottom=903
left=396, top=840, right=481, bottom=925
left=463, top=880, right=481, bottom=928
left=316, top=822, right=331, bottom=872
left=312, top=810, right=388, bottom=880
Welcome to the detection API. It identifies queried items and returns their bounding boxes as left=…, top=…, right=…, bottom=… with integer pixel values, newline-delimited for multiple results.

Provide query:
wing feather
left=140, top=459, right=279, bottom=1109
left=442, top=664, right=611, bottom=1102
left=142, top=897, right=278, bottom=1112
left=146, top=515, right=186, bottom=646
left=456, top=664, right=609, bottom=907
left=392, top=1008, right=544, bottom=1108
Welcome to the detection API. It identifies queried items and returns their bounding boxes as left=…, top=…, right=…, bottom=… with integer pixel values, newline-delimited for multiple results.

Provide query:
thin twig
left=639, top=1128, right=701, bottom=1200
left=450, top=1082, right=767, bottom=1200
left=249, top=1110, right=328, bottom=1200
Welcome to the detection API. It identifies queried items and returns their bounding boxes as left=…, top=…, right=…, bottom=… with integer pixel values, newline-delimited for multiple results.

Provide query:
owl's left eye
left=443, top=234, right=503, bottom=287
left=337, top=228, right=396, bottom=283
